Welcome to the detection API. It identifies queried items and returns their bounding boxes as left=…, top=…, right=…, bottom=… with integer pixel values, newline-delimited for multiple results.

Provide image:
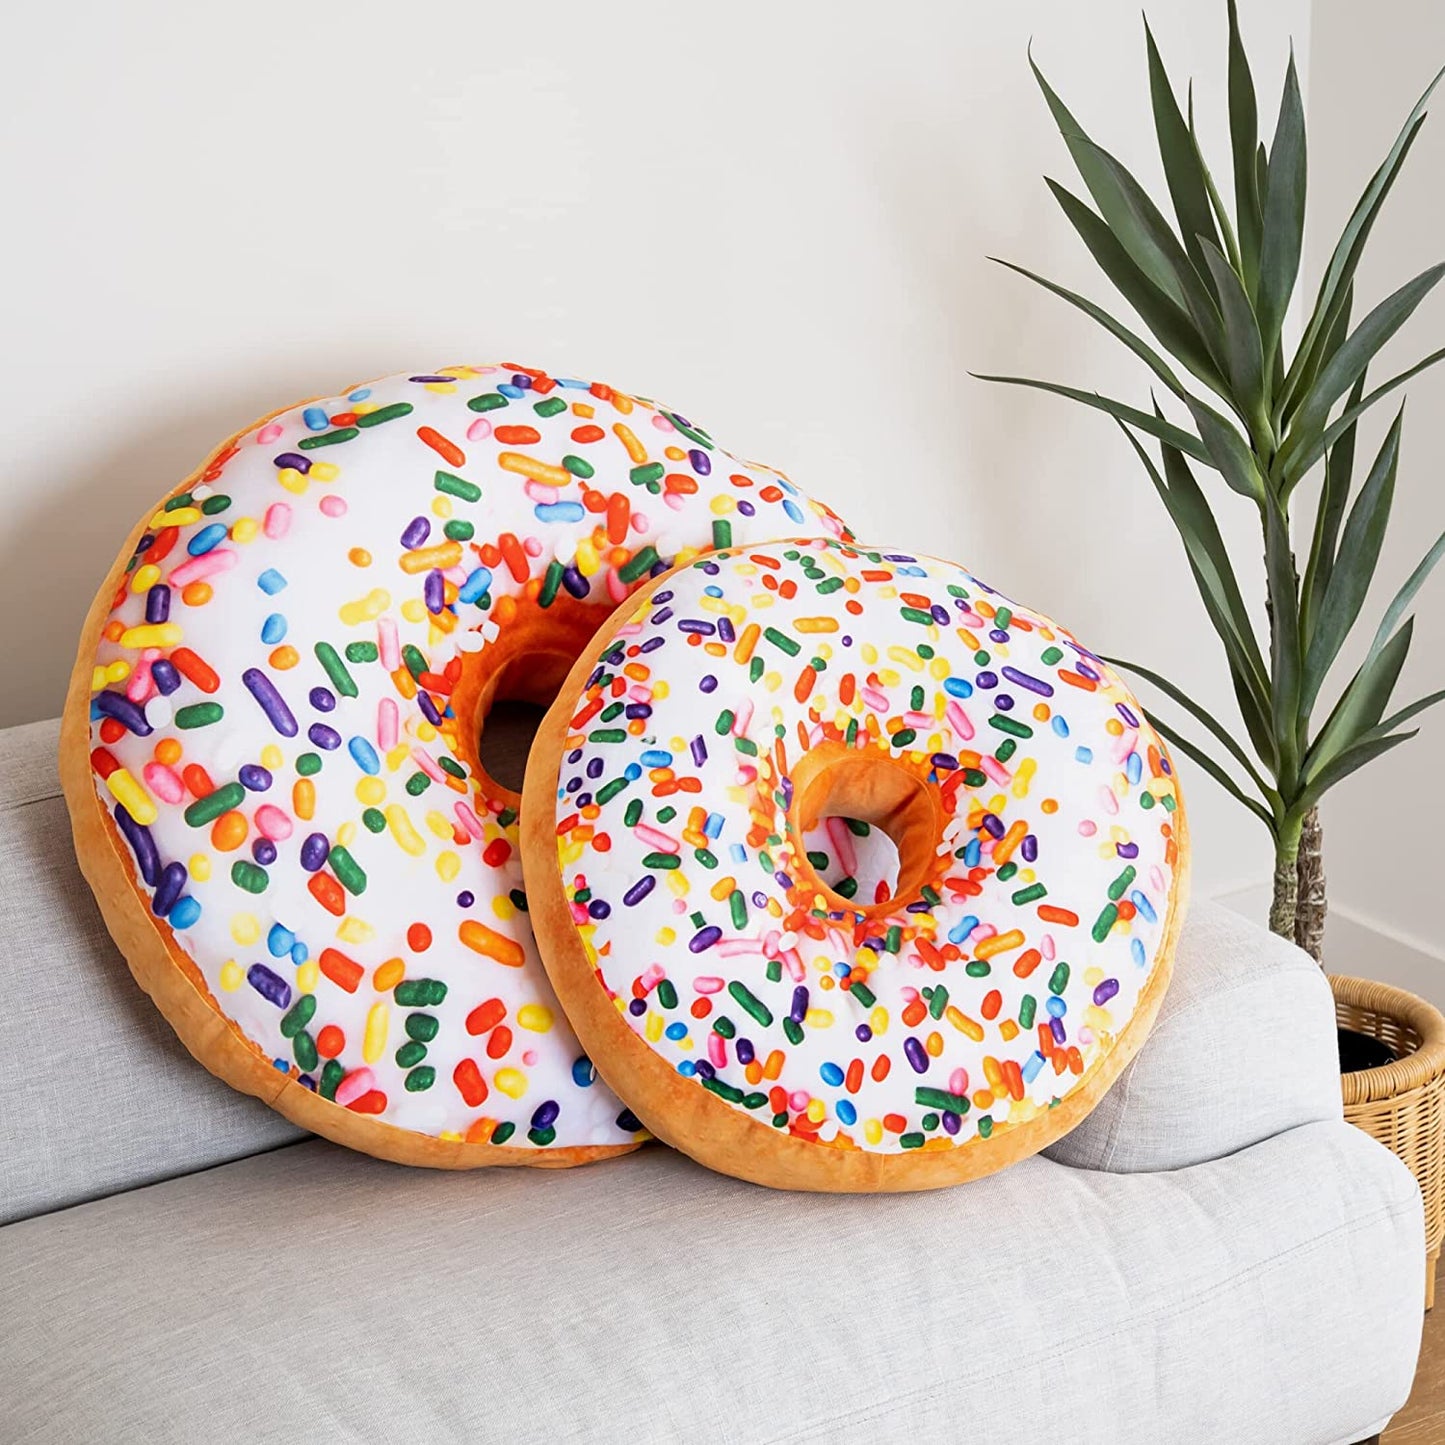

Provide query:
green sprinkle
left=623, top=798, right=644, bottom=827
left=816, top=576, right=844, bottom=594
left=354, top=401, right=413, bottom=427
left=561, top=454, right=594, bottom=479
left=965, top=960, right=991, bottom=978
left=395, top=1041, right=428, bottom=1068
left=765, top=959, right=782, bottom=984
left=362, top=808, right=386, bottom=833
left=490, top=1121, right=517, bottom=1144
left=783, top=1017, right=804, bottom=1045
left=763, top=626, right=800, bottom=657
left=344, top=641, right=379, bottom=663
left=395, top=979, right=448, bottom=1007
left=900, top=607, right=934, bottom=626
left=293, top=1031, right=319, bottom=1073
left=1048, top=962, right=1071, bottom=995
left=184, top=782, right=245, bottom=827
left=978, top=1116, right=994, bottom=1139
left=402, top=645, right=427, bottom=679
left=848, top=981, right=876, bottom=1008
left=163, top=493, right=194, bottom=511
left=280, top=995, right=316, bottom=1039
left=711, top=518, right=733, bottom=550
left=589, top=728, right=628, bottom=744
left=296, top=752, right=322, bottom=776
left=314, top=642, right=358, bottom=698
left=916, top=1087, right=970, bottom=1115
left=989, top=715, right=1034, bottom=738
left=1092, top=904, right=1119, bottom=943
left=175, top=702, right=223, bottom=729
left=534, top=396, right=567, bottom=418
left=713, top=1016, right=736, bottom=1039
left=1012, top=882, right=1047, bottom=905
left=434, top=470, right=481, bottom=502
left=467, top=392, right=509, bottom=412
left=1040, top=646, right=1063, bottom=665
left=596, top=777, right=629, bottom=804
left=328, top=846, right=367, bottom=895
left=702, top=1076, right=746, bottom=1104
left=629, top=462, right=664, bottom=488
left=928, top=984, right=949, bottom=1019
left=320, top=1059, right=344, bottom=1100
left=200, top=493, right=231, bottom=515
left=619, top=546, right=659, bottom=583
left=884, top=925, right=902, bottom=954
left=444, top=519, right=475, bottom=541
left=749, top=656, right=764, bottom=683
left=642, top=851, right=680, bottom=870
left=728, top=980, right=773, bottom=1027
left=891, top=729, right=916, bottom=749
left=405, top=1013, right=439, bottom=1042
left=729, top=890, right=748, bottom=929
left=298, top=427, right=358, bottom=449
left=1019, top=994, right=1037, bottom=1029
left=1107, top=866, right=1137, bottom=901
left=230, top=860, right=269, bottom=894
left=405, top=1066, right=436, bottom=1092
left=715, top=710, right=735, bottom=735
left=662, top=411, right=712, bottom=448
left=538, top=560, right=563, bottom=607
left=899, top=1132, right=926, bottom=1150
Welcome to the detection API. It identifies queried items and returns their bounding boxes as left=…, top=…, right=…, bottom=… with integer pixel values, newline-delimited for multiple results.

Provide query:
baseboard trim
left=1212, top=884, right=1445, bottom=1012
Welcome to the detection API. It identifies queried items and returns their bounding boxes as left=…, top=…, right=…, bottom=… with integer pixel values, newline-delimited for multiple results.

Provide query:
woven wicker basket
left=1331, top=974, right=1445, bottom=1310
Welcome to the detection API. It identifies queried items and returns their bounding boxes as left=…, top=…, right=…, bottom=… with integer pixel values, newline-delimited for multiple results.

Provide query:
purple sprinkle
left=1116, top=842, right=1139, bottom=860
left=980, top=812, right=1005, bottom=840
left=735, top=1038, right=755, bottom=1065
left=855, top=1024, right=872, bottom=1042
left=114, top=805, right=161, bottom=886
left=930, top=604, right=950, bottom=626
left=456, top=891, right=474, bottom=908
left=241, top=668, right=298, bottom=737
left=690, top=735, right=707, bottom=766
left=653, top=590, right=674, bottom=604
left=585, top=757, right=604, bottom=779
left=699, top=674, right=718, bottom=693
left=150, top=660, right=180, bottom=696
left=272, top=452, right=310, bottom=473
left=238, top=764, right=272, bottom=792
left=145, top=585, right=171, bottom=624
left=677, top=619, right=715, bottom=635
left=1002, top=665, right=1054, bottom=698
left=151, top=861, right=187, bottom=917
left=1021, top=834, right=1038, bottom=863
left=628, top=998, right=647, bottom=1017
left=424, top=569, right=445, bottom=613
left=588, top=899, right=611, bottom=920
left=689, top=925, right=722, bottom=953
left=252, top=838, right=277, bottom=865
left=623, top=876, right=656, bottom=907
left=300, top=833, right=330, bottom=871
left=736, top=499, right=756, bottom=518
left=400, top=515, right=431, bottom=549
left=1050, top=1016, right=1067, bottom=1045
left=931, top=753, right=958, bottom=771
left=1116, top=702, right=1141, bottom=729
left=417, top=691, right=443, bottom=726
left=975, top=670, right=998, bottom=690
left=308, top=723, right=341, bottom=751
left=716, top=616, right=736, bottom=644
left=688, top=448, right=711, bottom=475
left=903, top=1037, right=929, bottom=1074
left=531, top=1100, right=560, bottom=1129
left=94, top=690, right=152, bottom=737
left=990, top=629, right=1009, bottom=644
left=562, top=566, right=588, bottom=599
left=693, top=1060, right=716, bottom=1081
left=942, top=1111, right=962, bottom=1135
left=309, top=687, right=336, bottom=712
left=624, top=703, right=651, bottom=720
left=1093, top=979, right=1120, bottom=1006
left=638, top=637, right=665, bottom=655
left=652, top=607, right=674, bottom=625
left=247, top=963, right=292, bottom=1009
left=790, top=986, right=809, bottom=1023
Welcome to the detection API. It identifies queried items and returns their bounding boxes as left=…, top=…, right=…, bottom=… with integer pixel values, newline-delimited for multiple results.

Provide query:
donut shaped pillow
left=524, top=538, right=1188, bottom=1191
left=61, top=363, right=851, bottom=1169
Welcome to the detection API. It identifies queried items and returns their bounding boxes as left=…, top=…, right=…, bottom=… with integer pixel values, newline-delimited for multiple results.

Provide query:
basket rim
left=1330, top=972, right=1445, bottom=1105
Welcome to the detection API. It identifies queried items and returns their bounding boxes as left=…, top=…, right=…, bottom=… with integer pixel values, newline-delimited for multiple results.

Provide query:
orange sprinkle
left=459, top=919, right=525, bottom=967
left=416, top=425, right=465, bottom=467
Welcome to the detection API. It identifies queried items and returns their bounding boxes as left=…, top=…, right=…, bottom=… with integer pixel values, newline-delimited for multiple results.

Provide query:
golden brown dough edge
left=522, top=547, right=1190, bottom=1192
left=59, top=379, right=641, bottom=1171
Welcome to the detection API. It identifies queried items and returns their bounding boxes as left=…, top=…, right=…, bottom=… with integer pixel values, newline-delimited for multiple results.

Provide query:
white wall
left=1304, top=0, right=1445, bottom=997
left=0, top=0, right=1311, bottom=901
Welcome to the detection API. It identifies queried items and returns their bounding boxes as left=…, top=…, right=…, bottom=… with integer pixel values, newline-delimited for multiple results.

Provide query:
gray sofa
left=0, top=717, right=1427, bottom=1443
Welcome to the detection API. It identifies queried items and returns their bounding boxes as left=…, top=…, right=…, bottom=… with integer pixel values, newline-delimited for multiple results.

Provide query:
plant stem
left=1269, top=813, right=1304, bottom=940
left=1293, top=804, right=1327, bottom=963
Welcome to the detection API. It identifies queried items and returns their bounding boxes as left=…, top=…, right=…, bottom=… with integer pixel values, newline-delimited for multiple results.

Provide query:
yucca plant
left=978, top=4, right=1445, bottom=960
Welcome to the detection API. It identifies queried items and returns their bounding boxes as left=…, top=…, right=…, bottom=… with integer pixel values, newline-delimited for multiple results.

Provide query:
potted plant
left=979, top=4, right=1445, bottom=1299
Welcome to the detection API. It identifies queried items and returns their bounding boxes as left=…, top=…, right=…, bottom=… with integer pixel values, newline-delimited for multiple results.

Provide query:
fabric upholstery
left=0, top=1120, right=1423, bottom=1445
left=1045, top=898, right=1343, bottom=1173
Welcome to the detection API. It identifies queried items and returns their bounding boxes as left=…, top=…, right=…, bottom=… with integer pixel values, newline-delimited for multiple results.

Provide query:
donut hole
left=802, top=816, right=903, bottom=906
left=787, top=748, right=942, bottom=917
left=476, top=650, right=582, bottom=797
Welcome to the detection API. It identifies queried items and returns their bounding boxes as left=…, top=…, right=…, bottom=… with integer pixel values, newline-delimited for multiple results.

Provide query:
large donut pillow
left=60, top=364, right=851, bottom=1169
left=524, top=538, right=1188, bottom=1190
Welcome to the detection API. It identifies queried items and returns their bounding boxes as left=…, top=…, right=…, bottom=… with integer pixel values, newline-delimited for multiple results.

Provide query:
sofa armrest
left=1043, top=899, right=1342, bottom=1173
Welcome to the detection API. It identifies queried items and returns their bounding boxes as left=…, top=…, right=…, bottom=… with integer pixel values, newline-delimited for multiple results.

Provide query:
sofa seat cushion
left=1046, top=899, right=1343, bottom=1173
left=0, top=1121, right=1422, bottom=1444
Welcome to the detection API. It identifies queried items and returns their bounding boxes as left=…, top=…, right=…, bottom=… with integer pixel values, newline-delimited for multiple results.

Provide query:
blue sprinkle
left=267, top=923, right=295, bottom=958
left=1074, top=745, right=1093, bottom=764
left=943, top=676, right=974, bottom=699
left=556, top=377, right=590, bottom=389
left=347, top=387, right=372, bottom=402
left=963, top=838, right=981, bottom=868
left=187, top=523, right=229, bottom=556
left=947, top=914, right=980, bottom=946
left=168, top=896, right=201, bottom=929
left=1131, top=937, right=1148, bottom=967
left=704, top=812, right=725, bottom=839
left=782, top=499, right=804, bottom=524
left=729, top=843, right=748, bottom=863
left=836, top=1099, right=858, bottom=1126
left=571, top=1057, right=596, bottom=1088
left=348, top=737, right=381, bottom=774
left=261, top=613, right=287, bottom=645
left=1126, top=750, right=1143, bottom=785
left=258, top=568, right=287, bottom=595
left=1051, top=715, right=1070, bottom=738
left=639, top=749, right=673, bottom=767
left=664, top=1021, right=688, bottom=1041
left=703, top=585, right=724, bottom=598
left=1130, top=890, right=1158, bottom=925
left=498, top=383, right=525, bottom=398
left=458, top=566, right=492, bottom=604
left=1046, top=996, right=1067, bottom=1018
left=534, top=501, right=585, bottom=524
left=1021, top=1051, right=1045, bottom=1084
left=623, top=762, right=643, bottom=782
left=303, top=406, right=330, bottom=431
left=677, top=1059, right=697, bottom=1077
left=291, top=942, right=309, bottom=966
left=819, top=1061, right=844, bottom=1087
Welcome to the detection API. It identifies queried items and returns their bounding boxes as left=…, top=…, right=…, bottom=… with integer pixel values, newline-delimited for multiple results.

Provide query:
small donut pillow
left=61, top=363, right=852, bottom=1169
left=523, top=538, right=1188, bottom=1191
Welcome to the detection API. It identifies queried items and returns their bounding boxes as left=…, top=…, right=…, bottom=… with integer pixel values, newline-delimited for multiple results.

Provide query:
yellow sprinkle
left=645, top=1013, right=664, bottom=1043
left=219, top=960, right=244, bottom=992
left=130, top=563, right=161, bottom=593
left=309, top=461, right=339, bottom=482
left=118, top=623, right=182, bottom=650
left=373, top=959, right=405, bottom=991
left=436, top=851, right=460, bottom=881
left=276, top=468, right=308, bottom=495
left=400, top=599, right=426, bottom=624
left=151, top=506, right=200, bottom=526
left=803, top=1008, right=835, bottom=1029
left=355, top=776, right=386, bottom=807
left=492, top=893, right=516, bottom=922
left=794, top=616, right=839, bottom=633
left=337, top=916, right=375, bottom=944
left=517, top=1004, right=555, bottom=1033
left=296, top=961, right=319, bottom=994
left=386, top=805, right=426, bottom=856
left=363, top=1003, right=389, bottom=1063
left=104, top=768, right=156, bottom=825
left=336, top=821, right=356, bottom=847
left=869, top=1006, right=889, bottom=1036
left=293, top=778, right=315, bottom=821
left=807, top=1098, right=826, bottom=1123
left=864, top=1118, right=884, bottom=1145
left=230, top=517, right=259, bottom=543
left=656, top=926, right=677, bottom=946
left=425, top=809, right=453, bottom=840
left=339, top=589, right=391, bottom=627
left=189, top=853, right=211, bottom=882
left=259, top=745, right=283, bottom=771
left=231, top=914, right=260, bottom=946
left=494, top=1068, right=528, bottom=1099
left=946, top=1005, right=986, bottom=1042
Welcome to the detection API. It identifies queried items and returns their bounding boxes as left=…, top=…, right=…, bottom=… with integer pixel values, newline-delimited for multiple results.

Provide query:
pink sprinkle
left=708, top=1032, right=727, bottom=1068
left=981, top=756, right=1011, bottom=786
left=143, top=763, right=185, bottom=804
left=663, top=492, right=686, bottom=511
left=1098, top=785, right=1119, bottom=817
left=633, top=823, right=680, bottom=854
left=319, top=494, right=346, bottom=517
left=256, top=423, right=284, bottom=444
left=378, top=618, right=399, bottom=671
left=825, top=817, right=857, bottom=876
left=1041, top=934, right=1057, bottom=961
left=466, top=417, right=493, bottom=442
left=788, top=1090, right=810, bottom=1112
left=949, top=1067, right=969, bottom=1095
left=782, top=949, right=805, bottom=982
left=640, top=964, right=665, bottom=991
left=1078, top=820, right=1098, bottom=837
left=254, top=804, right=293, bottom=840
left=410, top=747, right=447, bottom=783
left=946, top=701, right=975, bottom=741
left=454, top=801, right=486, bottom=840
left=334, top=1069, right=374, bottom=1107
left=377, top=697, right=398, bottom=752
left=605, top=568, right=627, bottom=603
left=522, top=1050, right=538, bottom=1067
left=169, top=548, right=238, bottom=587
left=263, top=502, right=292, bottom=539
left=126, top=650, right=158, bottom=704
left=694, top=977, right=725, bottom=994
left=522, top=535, right=543, bottom=557
left=651, top=413, right=675, bottom=433
left=524, top=479, right=559, bottom=505
left=631, top=512, right=650, bottom=534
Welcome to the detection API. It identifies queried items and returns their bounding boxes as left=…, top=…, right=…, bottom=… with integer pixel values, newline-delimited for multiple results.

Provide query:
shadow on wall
left=8, top=355, right=417, bottom=730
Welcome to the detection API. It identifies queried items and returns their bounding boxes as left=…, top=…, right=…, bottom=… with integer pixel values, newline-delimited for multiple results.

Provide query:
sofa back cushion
left=0, top=719, right=304, bottom=1225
